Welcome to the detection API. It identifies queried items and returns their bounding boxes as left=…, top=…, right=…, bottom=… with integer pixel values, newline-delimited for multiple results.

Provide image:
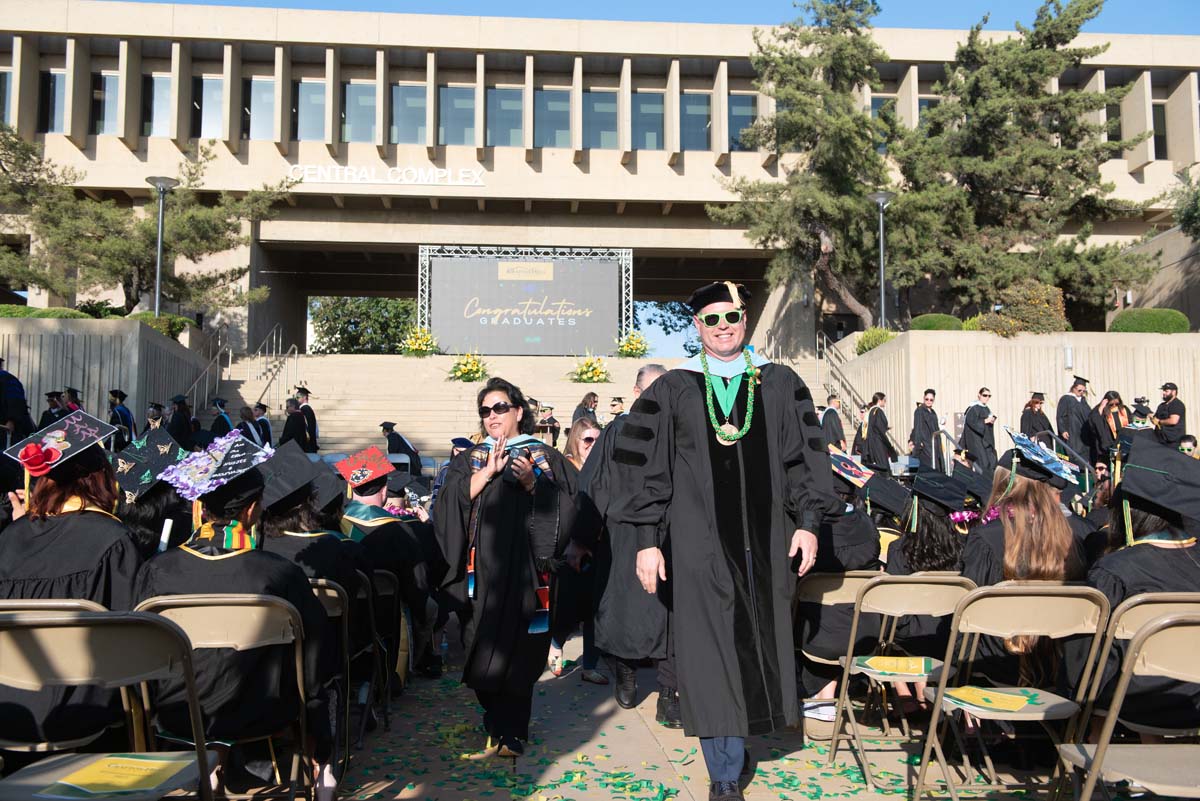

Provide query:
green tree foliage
left=308, top=296, right=417, bottom=354
left=1171, top=173, right=1200, bottom=241
left=0, top=127, right=290, bottom=313
left=634, top=300, right=700, bottom=355
left=1109, top=307, right=1190, bottom=333
left=887, top=0, right=1156, bottom=327
left=709, top=0, right=891, bottom=329
left=855, top=326, right=896, bottom=354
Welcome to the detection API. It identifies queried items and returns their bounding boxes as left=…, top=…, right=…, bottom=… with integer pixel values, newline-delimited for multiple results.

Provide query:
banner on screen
left=431, top=256, right=619, bottom=355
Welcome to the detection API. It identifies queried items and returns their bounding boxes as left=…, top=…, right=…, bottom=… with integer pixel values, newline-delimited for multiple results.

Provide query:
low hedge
left=855, top=326, right=896, bottom=355
left=1108, top=308, right=1190, bottom=334
left=128, top=311, right=197, bottom=341
left=910, top=313, right=962, bottom=331
left=0, top=305, right=91, bottom=319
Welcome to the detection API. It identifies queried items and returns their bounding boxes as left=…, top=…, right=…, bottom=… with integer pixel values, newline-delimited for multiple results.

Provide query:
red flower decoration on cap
left=18, top=443, right=62, bottom=477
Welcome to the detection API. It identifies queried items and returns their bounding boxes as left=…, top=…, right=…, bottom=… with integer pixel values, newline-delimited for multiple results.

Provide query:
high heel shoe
left=548, top=647, right=564, bottom=677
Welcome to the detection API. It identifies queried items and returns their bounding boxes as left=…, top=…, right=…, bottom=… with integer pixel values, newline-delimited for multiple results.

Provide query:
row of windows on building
left=0, top=70, right=761, bottom=152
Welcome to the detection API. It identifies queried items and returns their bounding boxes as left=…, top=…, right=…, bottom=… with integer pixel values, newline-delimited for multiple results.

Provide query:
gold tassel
left=191, top=499, right=202, bottom=532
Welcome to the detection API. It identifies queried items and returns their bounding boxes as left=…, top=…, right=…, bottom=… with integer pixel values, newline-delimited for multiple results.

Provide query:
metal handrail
left=183, top=346, right=232, bottom=412
left=816, top=330, right=904, bottom=454
left=198, top=323, right=229, bottom=364
left=256, top=344, right=300, bottom=413
left=246, top=323, right=285, bottom=381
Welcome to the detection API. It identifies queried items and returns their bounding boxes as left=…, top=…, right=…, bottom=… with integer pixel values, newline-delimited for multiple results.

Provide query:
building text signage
left=288, top=164, right=485, bottom=187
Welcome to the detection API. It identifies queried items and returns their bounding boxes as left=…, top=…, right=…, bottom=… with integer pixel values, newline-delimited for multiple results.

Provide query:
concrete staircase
left=209, top=352, right=821, bottom=461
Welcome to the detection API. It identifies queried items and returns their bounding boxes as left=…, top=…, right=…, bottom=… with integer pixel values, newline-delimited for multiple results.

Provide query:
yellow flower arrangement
left=615, top=330, right=650, bottom=358
left=448, top=352, right=488, bottom=382
left=400, top=326, right=440, bottom=356
left=569, top=354, right=612, bottom=384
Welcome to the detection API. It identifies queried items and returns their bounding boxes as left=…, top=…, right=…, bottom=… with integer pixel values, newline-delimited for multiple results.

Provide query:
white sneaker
left=802, top=701, right=837, bottom=722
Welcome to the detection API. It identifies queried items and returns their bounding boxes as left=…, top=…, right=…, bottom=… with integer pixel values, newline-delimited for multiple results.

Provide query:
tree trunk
left=808, top=224, right=874, bottom=330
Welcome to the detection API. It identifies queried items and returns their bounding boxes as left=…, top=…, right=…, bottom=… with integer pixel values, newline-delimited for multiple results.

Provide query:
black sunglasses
left=582, top=436, right=597, bottom=445
left=478, top=402, right=515, bottom=418
left=699, top=310, right=744, bottom=328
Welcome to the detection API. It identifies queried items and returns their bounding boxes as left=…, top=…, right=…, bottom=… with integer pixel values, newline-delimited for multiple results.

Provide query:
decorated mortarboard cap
left=1119, top=436, right=1200, bottom=525
left=109, top=389, right=127, bottom=402
left=450, top=436, right=474, bottom=450
left=686, top=281, right=751, bottom=314
left=999, top=428, right=1080, bottom=491
left=857, top=473, right=912, bottom=518
left=159, top=430, right=273, bottom=503
left=334, top=446, right=395, bottom=489
left=829, top=446, right=873, bottom=489
left=4, top=411, right=118, bottom=478
left=109, top=428, right=189, bottom=503
left=1030, top=392, right=1046, bottom=402
left=258, top=440, right=323, bottom=511
left=380, top=421, right=396, bottom=430
left=312, top=467, right=347, bottom=511
left=912, top=470, right=977, bottom=514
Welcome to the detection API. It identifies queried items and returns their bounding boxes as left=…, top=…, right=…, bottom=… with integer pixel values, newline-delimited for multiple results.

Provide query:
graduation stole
left=186, top=519, right=256, bottom=555
left=860, top=406, right=879, bottom=441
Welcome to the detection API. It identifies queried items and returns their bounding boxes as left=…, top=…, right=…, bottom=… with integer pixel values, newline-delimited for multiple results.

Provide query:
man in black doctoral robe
left=565, top=363, right=680, bottom=726
left=381, top=421, right=423, bottom=476
left=609, top=281, right=836, bottom=801
left=820, top=396, right=846, bottom=451
left=962, top=387, right=997, bottom=473
left=908, top=389, right=940, bottom=468
left=860, top=394, right=897, bottom=472
left=279, top=398, right=315, bottom=453
left=1057, top=376, right=1090, bottom=453
left=296, top=386, right=319, bottom=452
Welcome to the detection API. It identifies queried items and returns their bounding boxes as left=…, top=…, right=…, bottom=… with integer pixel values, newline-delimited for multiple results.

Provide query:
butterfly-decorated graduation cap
left=108, top=428, right=190, bottom=504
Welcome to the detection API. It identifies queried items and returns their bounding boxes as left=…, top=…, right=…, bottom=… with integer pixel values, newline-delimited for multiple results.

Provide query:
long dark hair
left=28, top=449, right=119, bottom=519
left=477, top=377, right=534, bottom=436
left=900, top=502, right=966, bottom=572
left=116, top=483, right=191, bottom=559
left=261, top=491, right=322, bottom=539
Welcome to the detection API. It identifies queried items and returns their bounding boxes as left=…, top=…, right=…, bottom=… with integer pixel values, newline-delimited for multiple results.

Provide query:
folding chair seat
left=827, top=574, right=976, bottom=789
left=1059, top=612, right=1200, bottom=800
left=310, top=578, right=352, bottom=780
left=135, top=594, right=308, bottom=801
left=372, top=569, right=412, bottom=694
left=352, top=569, right=390, bottom=748
left=0, top=610, right=215, bottom=801
left=912, top=583, right=1110, bottom=801
left=793, top=571, right=883, bottom=667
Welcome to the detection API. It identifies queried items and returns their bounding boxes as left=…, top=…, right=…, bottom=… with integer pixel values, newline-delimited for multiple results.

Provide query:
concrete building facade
left=1, top=0, right=1198, bottom=355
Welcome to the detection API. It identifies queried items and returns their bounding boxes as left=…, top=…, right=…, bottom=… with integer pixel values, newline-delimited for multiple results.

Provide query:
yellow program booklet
left=945, top=686, right=1033, bottom=712
left=37, top=754, right=192, bottom=798
left=856, top=656, right=931, bottom=675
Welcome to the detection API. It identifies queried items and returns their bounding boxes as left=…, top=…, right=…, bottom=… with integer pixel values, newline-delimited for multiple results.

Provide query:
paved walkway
left=338, top=636, right=925, bottom=801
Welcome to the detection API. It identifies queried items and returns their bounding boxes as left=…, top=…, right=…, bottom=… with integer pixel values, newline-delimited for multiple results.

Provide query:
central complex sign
left=431, top=256, right=619, bottom=355
left=288, top=164, right=485, bottom=186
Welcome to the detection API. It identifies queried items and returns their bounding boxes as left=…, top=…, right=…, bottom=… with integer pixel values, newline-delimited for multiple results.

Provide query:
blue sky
left=130, top=0, right=1199, bottom=35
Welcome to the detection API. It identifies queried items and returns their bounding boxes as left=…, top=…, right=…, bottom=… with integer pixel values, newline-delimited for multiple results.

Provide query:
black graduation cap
left=387, top=471, right=430, bottom=497
left=258, top=440, right=323, bottom=511
left=148, top=402, right=165, bottom=413
left=450, top=437, right=474, bottom=450
left=1132, top=402, right=1153, bottom=419
left=294, top=385, right=313, bottom=397
left=913, top=470, right=978, bottom=514
left=109, top=389, right=127, bottom=402
left=312, top=467, right=347, bottom=511
left=952, top=462, right=994, bottom=505
left=44, top=391, right=63, bottom=400
left=211, top=398, right=227, bottom=408
left=857, top=473, right=911, bottom=518
left=1030, top=392, right=1046, bottom=402
left=159, top=431, right=273, bottom=502
left=1119, top=436, right=1200, bottom=525
left=686, top=281, right=751, bottom=314
left=169, top=394, right=188, bottom=405
left=1072, top=376, right=1090, bottom=387
left=254, top=402, right=268, bottom=412
left=611, top=397, right=624, bottom=403
left=109, top=428, right=189, bottom=503
left=380, top=422, right=396, bottom=430
left=4, top=411, right=118, bottom=478
left=64, top=387, right=81, bottom=395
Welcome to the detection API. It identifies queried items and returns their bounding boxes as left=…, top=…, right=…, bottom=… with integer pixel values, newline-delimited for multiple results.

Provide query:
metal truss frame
left=417, top=245, right=634, bottom=335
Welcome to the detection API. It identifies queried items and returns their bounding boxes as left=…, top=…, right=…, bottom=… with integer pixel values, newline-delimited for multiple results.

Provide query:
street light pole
left=866, top=190, right=896, bottom=329
left=145, top=176, right=180, bottom=318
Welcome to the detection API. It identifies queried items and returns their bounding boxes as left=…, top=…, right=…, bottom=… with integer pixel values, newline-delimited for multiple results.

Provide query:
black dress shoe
left=709, top=781, right=744, bottom=801
left=497, top=736, right=524, bottom=758
left=655, top=687, right=683, bottom=728
left=612, top=658, right=638, bottom=709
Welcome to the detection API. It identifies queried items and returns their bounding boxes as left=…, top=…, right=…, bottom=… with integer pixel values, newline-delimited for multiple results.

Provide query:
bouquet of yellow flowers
left=569, top=354, right=611, bottom=384
left=448, top=352, right=488, bottom=382
left=615, top=330, right=650, bottom=358
left=400, top=326, right=439, bottom=356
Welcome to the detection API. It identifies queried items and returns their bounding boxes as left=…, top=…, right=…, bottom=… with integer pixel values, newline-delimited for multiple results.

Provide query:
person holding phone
left=433, top=377, right=578, bottom=760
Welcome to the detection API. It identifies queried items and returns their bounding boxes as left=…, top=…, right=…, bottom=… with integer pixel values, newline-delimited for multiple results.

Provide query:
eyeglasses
left=699, top=310, right=744, bottom=328
left=980, top=393, right=991, bottom=399
left=478, top=402, right=515, bottom=418
left=582, top=436, right=597, bottom=445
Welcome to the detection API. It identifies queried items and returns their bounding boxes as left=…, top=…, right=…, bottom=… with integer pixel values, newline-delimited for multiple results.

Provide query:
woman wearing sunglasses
left=433, top=377, right=578, bottom=760
left=547, top=419, right=608, bottom=684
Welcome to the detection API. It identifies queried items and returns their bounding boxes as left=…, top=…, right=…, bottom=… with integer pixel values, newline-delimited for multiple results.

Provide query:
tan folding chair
left=372, top=569, right=405, bottom=700
left=310, top=578, right=352, bottom=780
left=1080, top=592, right=1200, bottom=740
left=0, top=610, right=214, bottom=801
left=353, top=569, right=390, bottom=748
left=1059, top=612, right=1200, bottom=800
left=135, top=594, right=308, bottom=801
left=827, top=574, right=977, bottom=789
left=912, top=583, right=1110, bottom=801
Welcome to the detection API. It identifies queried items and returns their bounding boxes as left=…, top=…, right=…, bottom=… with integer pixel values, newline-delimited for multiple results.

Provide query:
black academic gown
left=300, top=403, right=319, bottom=452
left=134, top=544, right=333, bottom=742
left=609, top=362, right=838, bottom=738
left=256, top=417, right=273, bottom=446
left=38, top=407, right=69, bottom=431
left=910, top=406, right=940, bottom=468
left=342, top=502, right=444, bottom=629
left=1020, top=408, right=1054, bottom=440
left=1064, top=541, right=1200, bottom=729
left=0, top=511, right=143, bottom=743
left=794, top=506, right=882, bottom=695
left=862, top=406, right=897, bottom=471
left=236, top=420, right=264, bottom=447
left=575, top=414, right=668, bottom=661
left=434, top=441, right=577, bottom=740
left=821, top=407, right=846, bottom=450
left=386, top=431, right=423, bottom=476
left=263, top=531, right=372, bottom=651
left=279, top=412, right=314, bottom=453
left=166, top=411, right=194, bottom=452
left=210, top=412, right=233, bottom=437
left=1057, top=395, right=1090, bottom=452
left=962, top=404, right=996, bottom=473
left=960, top=520, right=1086, bottom=685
